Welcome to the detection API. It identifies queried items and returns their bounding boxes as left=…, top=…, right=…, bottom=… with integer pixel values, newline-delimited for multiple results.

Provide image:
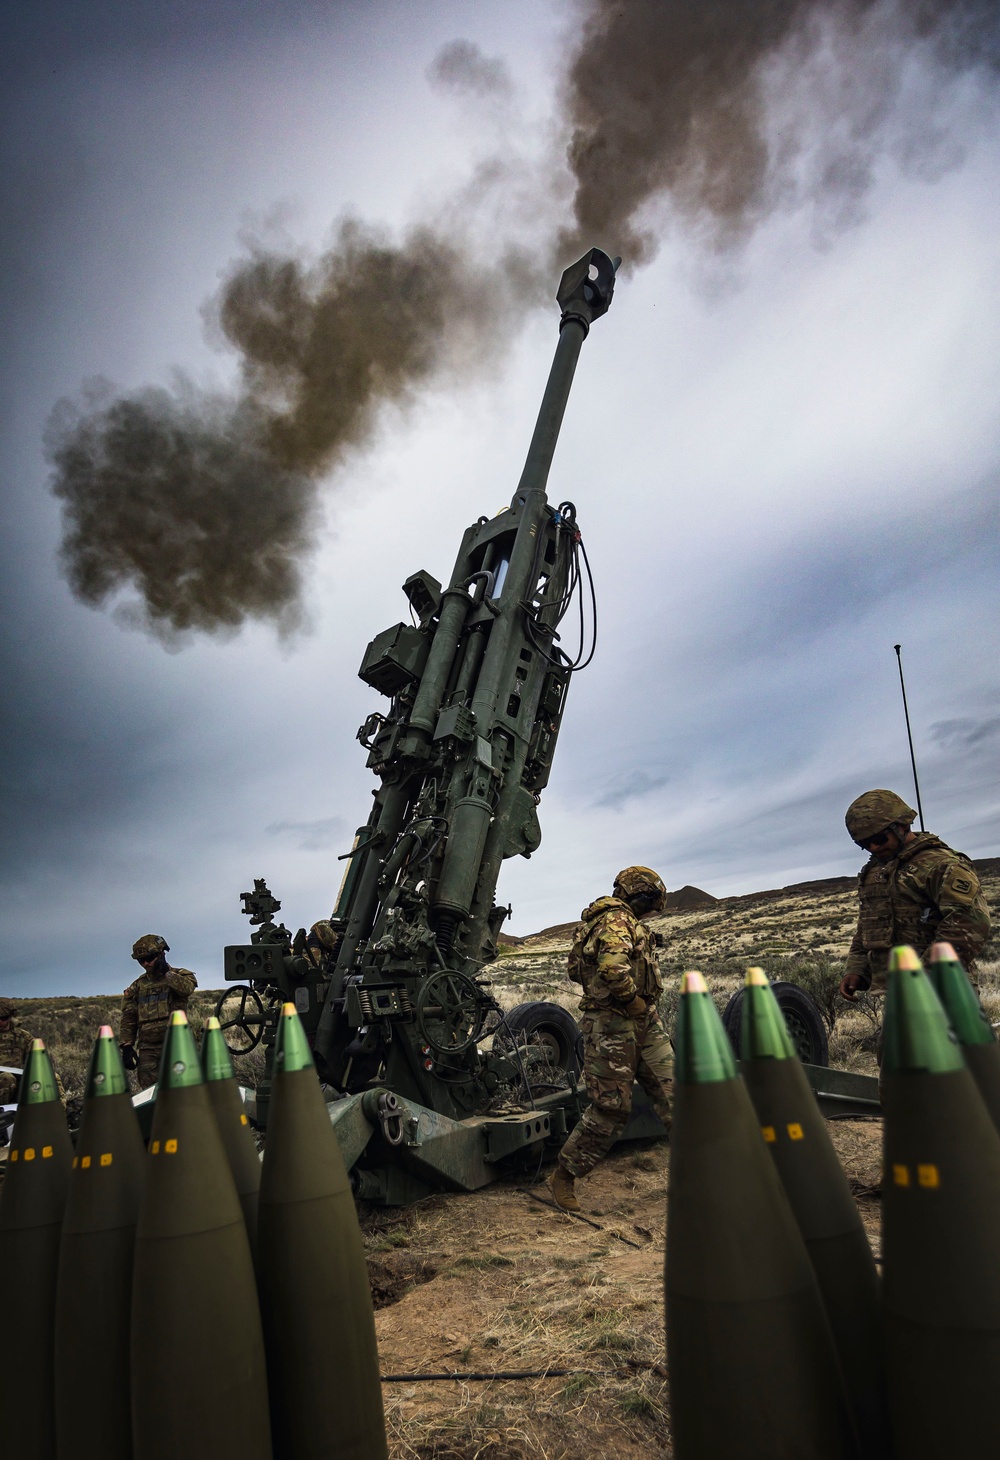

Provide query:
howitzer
left=216, top=249, right=669, bottom=1202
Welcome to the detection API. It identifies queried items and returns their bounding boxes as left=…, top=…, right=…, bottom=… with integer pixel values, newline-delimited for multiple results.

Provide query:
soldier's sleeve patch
left=941, top=863, right=979, bottom=905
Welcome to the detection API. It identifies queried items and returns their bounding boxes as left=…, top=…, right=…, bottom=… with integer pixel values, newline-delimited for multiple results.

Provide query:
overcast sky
left=2, top=1, right=998, bottom=997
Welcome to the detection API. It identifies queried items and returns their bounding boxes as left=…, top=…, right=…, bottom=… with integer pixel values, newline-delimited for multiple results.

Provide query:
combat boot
left=549, top=1163, right=580, bottom=1213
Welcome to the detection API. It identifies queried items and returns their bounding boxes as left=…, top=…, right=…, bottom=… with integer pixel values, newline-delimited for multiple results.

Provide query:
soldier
left=839, top=789, right=992, bottom=1006
left=0, top=998, right=34, bottom=1107
left=120, top=935, right=199, bottom=1090
left=550, top=866, right=673, bottom=1212
left=0, top=999, right=65, bottom=1115
left=303, top=920, right=341, bottom=974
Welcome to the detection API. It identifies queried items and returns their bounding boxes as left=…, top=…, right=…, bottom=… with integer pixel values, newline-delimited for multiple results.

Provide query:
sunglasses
left=137, top=953, right=161, bottom=964
left=859, top=829, right=893, bottom=851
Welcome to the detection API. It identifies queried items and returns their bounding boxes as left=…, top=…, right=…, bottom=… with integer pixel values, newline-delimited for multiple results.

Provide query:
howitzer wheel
left=216, top=984, right=267, bottom=1053
left=722, top=980, right=829, bottom=1067
left=416, top=971, right=488, bottom=1055
left=493, top=1001, right=584, bottom=1081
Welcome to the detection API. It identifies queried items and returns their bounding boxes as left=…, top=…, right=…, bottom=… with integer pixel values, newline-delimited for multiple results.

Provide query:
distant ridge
left=664, top=885, right=716, bottom=909
left=498, top=859, right=998, bottom=947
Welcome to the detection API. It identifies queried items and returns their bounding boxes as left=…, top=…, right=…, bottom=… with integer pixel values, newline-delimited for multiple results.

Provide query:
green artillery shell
left=741, top=968, right=890, bottom=1458
left=131, top=1012, right=271, bottom=1460
left=0, top=1039, right=73, bottom=1460
left=55, top=1026, right=146, bottom=1460
left=666, top=972, right=855, bottom=1460
left=258, top=1003, right=387, bottom=1460
left=925, top=940, right=1000, bottom=1136
left=881, top=945, right=1000, bottom=1457
left=201, top=1015, right=261, bottom=1253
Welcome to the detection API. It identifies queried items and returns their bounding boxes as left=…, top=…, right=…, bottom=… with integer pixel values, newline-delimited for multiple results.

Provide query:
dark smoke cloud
left=48, top=5, right=1000, bottom=643
left=47, top=382, right=313, bottom=640
left=559, top=0, right=1000, bottom=263
left=47, top=219, right=522, bottom=641
left=428, top=39, right=514, bottom=98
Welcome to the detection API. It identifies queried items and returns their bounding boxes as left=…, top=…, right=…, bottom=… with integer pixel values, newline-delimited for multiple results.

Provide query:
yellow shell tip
left=745, top=967, right=769, bottom=987
left=681, top=970, right=708, bottom=994
left=282, top=1001, right=298, bottom=1016
left=204, top=1016, right=221, bottom=1030
left=889, top=945, right=923, bottom=972
left=32, top=1037, right=46, bottom=1050
left=170, top=1010, right=189, bottom=1025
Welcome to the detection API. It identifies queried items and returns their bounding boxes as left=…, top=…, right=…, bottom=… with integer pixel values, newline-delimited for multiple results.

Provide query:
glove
left=624, top=995, right=647, bottom=1018
left=120, top=1044, right=139, bottom=1071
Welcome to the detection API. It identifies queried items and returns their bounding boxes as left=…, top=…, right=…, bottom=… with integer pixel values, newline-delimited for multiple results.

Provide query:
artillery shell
left=666, top=972, right=855, bottom=1459
left=881, top=945, right=1000, bottom=1456
left=741, top=968, right=890, bottom=1458
left=55, top=1026, right=145, bottom=1460
left=925, top=940, right=1000, bottom=1136
left=201, top=1015, right=261, bottom=1254
left=131, top=1012, right=270, bottom=1460
left=257, top=1003, right=387, bottom=1460
left=0, top=1039, right=73, bottom=1460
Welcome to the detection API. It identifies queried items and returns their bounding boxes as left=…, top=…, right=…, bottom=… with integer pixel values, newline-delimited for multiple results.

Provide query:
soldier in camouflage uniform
left=0, top=998, right=34, bottom=1106
left=550, top=867, right=673, bottom=1212
left=840, top=790, right=992, bottom=1005
left=0, top=999, right=65, bottom=1118
left=120, top=935, right=199, bottom=1090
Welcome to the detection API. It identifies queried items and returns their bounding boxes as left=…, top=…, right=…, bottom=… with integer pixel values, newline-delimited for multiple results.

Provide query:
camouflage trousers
left=558, top=1006, right=673, bottom=1179
left=136, top=1038, right=166, bottom=1090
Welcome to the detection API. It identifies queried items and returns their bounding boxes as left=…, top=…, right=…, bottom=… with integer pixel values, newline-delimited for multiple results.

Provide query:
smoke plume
left=47, top=219, right=520, bottom=640
left=48, top=8, right=1000, bottom=642
left=559, top=0, right=1000, bottom=262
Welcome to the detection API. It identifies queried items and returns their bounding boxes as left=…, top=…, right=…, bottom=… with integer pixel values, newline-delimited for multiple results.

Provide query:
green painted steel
left=131, top=1016, right=270, bottom=1460
left=0, top=1039, right=73, bottom=1460
left=741, top=966, right=797, bottom=1061
left=257, top=1004, right=387, bottom=1460
left=201, top=1016, right=261, bottom=1256
left=741, top=971, right=890, bottom=1457
left=881, top=943, right=1000, bottom=1456
left=674, top=971, right=738, bottom=1084
left=84, top=1024, right=131, bottom=1099
left=882, top=945, right=964, bottom=1077
left=199, top=1014, right=237, bottom=1081
left=924, top=942, right=1000, bottom=1135
left=213, top=251, right=619, bottom=1198
left=155, top=1010, right=205, bottom=1090
left=22, top=1037, right=61, bottom=1103
left=55, top=1026, right=145, bottom=1460
left=666, top=974, right=856, bottom=1458
left=925, top=941, right=995, bottom=1046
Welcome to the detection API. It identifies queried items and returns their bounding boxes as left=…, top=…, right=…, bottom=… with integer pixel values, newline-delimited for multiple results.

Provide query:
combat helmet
left=845, top=790, right=916, bottom=844
left=613, top=866, right=668, bottom=914
left=309, top=920, right=340, bottom=953
left=132, top=933, right=169, bottom=962
left=0, top=998, right=16, bottom=1019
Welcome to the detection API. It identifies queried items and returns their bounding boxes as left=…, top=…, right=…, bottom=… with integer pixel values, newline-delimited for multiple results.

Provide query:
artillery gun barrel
left=312, top=249, right=618, bottom=1074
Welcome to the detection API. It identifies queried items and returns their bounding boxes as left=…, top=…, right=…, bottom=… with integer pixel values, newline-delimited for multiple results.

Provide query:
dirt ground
left=364, top=1118, right=884, bottom=1459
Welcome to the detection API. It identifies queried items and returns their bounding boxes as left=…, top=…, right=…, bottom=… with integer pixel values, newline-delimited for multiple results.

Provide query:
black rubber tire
left=492, top=1001, right=584, bottom=1079
left=722, top=980, right=829, bottom=1067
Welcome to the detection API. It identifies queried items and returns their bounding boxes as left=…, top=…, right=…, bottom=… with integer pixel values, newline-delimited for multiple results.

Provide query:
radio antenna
left=894, top=644, right=925, bottom=831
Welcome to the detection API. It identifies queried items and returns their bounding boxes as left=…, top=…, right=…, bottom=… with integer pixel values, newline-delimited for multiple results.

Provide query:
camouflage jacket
left=0, top=1023, right=34, bottom=1103
left=568, top=897, right=662, bottom=1012
left=845, top=833, right=992, bottom=989
left=120, top=966, right=198, bottom=1047
left=0, top=1022, right=66, bottom=1102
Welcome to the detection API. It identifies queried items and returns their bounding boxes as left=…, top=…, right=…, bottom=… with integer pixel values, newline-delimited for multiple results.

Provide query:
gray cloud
left=428, top=40, right=513, bottom=99
left=265, top=816, right=345, bottom=852
left=930, top=715, right=1000, bottom=748
left=595, top=768, right=669, bottom=809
